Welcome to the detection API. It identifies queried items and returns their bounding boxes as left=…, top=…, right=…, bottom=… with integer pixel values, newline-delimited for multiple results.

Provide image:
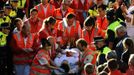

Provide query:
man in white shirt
left=126, top=5, right=134, bottom=41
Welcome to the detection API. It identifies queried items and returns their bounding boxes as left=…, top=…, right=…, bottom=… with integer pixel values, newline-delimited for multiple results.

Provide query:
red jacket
left=30, top=49, right=51, bottom=75
left=96, top=16, right=108, bottom=31
left=58, top=20, right=82, bottom=45
left=54, top=7, right=74, bottom=20
left=53, top=7, right=74, bottom=28
left=80, top=50, right=96, bottom=66
left=108, top=70, right=122, bottom=75
left=126, top=68, right=134, bottom=75
left=24, top=18, right=43, bottom=33
left=82, top=28, right=105, bottom=45
left=39, top=27, right=58, bottom=40
left=10, top=32, right=39, bottom=64
left=71, top=0, right=89, bottom=24
left=34, top=3, right=55, bottom=20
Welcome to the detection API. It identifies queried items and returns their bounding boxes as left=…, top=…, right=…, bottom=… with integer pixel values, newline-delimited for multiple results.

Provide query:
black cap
left=0, top=23, right=10, bottom=29
left=4, top=4, right=12, bottom=9
left=93, top=36, right=104, bottom=43
left=106, top=51, right=117, bottom=59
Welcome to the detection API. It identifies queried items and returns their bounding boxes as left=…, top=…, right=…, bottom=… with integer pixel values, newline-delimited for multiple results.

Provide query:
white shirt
left=127, top=6, right=134, bottom=15
left=43, top=6, right=47, bottom=16
left=24, top=37, right=28, bottom=47
left=103, top=0, right=108, bottom=5
left=54, top=54, right=67, bottom=67
left=67, top=26, right=71, bottom=34
left=80, top=0, right=85, bottom=5
left=13, top=27, right=20, bottom=33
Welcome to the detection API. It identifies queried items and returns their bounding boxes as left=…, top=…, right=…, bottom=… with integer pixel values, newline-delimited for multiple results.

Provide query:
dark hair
left=14, top=18, right=22, bottom=26
left=76, top=39, right=88, bottom=47
left=44, top=16, right=56, bottom=27
left=84, top=17, right=95, bottom=27
left=44, top=18, right=49, bottom=26
left=41, top=38, right=51, bottom=47
left=30, top=8, right=38, bottom=13
left=60, top=61, right=70, bottom=73
left=108, top=59, right=118, bottom=71
left=85, top=63, right=94, bottom=74
left=97, top=4, right=107, bottom=10
left=106, top=9, right=116, bottom=21
left=47, top=16, right=56, bottom=25
left=66, top=13, right=75, bottom=19
left=125, top=39, right=134, bottom=53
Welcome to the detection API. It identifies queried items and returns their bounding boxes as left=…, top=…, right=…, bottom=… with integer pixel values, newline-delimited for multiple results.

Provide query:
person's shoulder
left=37, top=49, right=44, bottom=54
left=34, top=3, right=42, bottom=8
left=58, top=20, right=64, bottom=24
left=107, top=29, right=114, bottom=34
left=54, top=8, right=61, bottom=12
left=49, top=3, right=55, bottom=8
left=68, top=7, right=74, bottom=12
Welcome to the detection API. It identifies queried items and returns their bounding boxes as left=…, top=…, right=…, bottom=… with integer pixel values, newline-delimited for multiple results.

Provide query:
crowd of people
left=0, top=0, right=134, bottom=75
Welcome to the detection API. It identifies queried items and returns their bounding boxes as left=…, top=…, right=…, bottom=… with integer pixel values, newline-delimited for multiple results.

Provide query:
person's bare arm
left=45, top=63, right=58, bottom=69
left=132, top=15, right=134, bottom=25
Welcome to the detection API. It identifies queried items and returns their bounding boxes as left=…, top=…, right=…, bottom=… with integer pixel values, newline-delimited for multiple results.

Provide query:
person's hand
left=55, top=67, right=60, bottom=70
left=57, top=68, right=65, bottom=72
left=27, top=48, right=33, bottom=52
left=68, top=69, right=75, bottom=74
left=23, top=48, right=33, bottom=53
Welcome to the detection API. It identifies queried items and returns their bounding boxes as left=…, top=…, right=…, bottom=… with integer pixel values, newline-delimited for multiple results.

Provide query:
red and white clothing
left=39, top=27, right=58, bottom=40
left=96, top=16, right=108, bottom=31
left=34, top=3, right=55, bottom=20
left=57, top=20, right=82, bottom=45
left=82, top=28, right=105, bottom=50
left=53, top=7, right=74, bottom=28
left=70, top=0, right=89, bottom=25
left=10, top=32, right=39, bottom=64
left=30, top=49, right=51, bottom=75
left=24, top=18, right=43, bottom=33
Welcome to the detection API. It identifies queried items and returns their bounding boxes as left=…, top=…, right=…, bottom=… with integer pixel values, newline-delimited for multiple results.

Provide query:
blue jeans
left=14, top=64, right=30, bottom=75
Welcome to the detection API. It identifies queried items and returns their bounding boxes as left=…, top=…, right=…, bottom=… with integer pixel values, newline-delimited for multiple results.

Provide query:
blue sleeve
left=107, top=30, right=115, bottom=42
left=98, top=54, right=107, bottom=65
